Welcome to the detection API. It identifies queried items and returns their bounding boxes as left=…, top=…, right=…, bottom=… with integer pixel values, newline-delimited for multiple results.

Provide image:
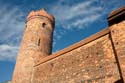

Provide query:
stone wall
left=109, top=21, right=125, bottom=81
left=32, top=28, right=121, bottom=83
left=12, top=9, right=55, bottom=83
left=31, top=7, right=125, bottom=83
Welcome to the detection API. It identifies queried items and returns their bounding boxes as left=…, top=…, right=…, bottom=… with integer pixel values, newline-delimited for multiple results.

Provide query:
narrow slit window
left=38, top=39, right=40, bottom=46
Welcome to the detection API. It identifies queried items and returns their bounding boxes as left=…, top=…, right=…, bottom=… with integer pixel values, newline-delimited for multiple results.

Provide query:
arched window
left=42, top=23, right=46, bottom=28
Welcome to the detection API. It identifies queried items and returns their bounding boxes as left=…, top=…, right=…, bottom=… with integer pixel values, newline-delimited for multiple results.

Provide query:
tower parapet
left=27, top=9, right=54, bottom=22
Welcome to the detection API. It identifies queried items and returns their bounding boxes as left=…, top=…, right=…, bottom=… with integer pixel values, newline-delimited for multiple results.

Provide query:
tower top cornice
left=27, top=8, right=54, bottom=21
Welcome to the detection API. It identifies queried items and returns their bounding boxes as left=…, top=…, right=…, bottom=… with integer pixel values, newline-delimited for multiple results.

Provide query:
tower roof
left=27, top=8, right=54, bottom=21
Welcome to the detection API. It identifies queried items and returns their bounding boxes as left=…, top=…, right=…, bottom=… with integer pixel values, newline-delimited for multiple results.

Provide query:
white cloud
left=51, top=0, right=125, bottom=30
left=60, top=0, right=98, bottom=20
left=69, top=14, right=102, bottom=29
left=51, top=0, right=103, bottom=30
left=0, top=6, right=25, bottom=42
left=0, top=44, right=18, bottom=61
left=51, top=0, right=104, bottom=42
left=0, top=4, right=25, bottom=61
left=51, top=0, right=124, bottom=41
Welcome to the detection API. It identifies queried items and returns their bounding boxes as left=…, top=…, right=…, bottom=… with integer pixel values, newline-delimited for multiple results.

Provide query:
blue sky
left=0, top=0, right=125, bottom=82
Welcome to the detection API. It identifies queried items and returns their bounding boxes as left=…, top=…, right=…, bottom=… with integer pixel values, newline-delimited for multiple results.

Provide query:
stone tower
left=12, top=9, right=55, bottom=83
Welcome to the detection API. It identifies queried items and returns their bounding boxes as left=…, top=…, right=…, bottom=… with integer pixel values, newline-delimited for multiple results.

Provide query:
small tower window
left=38, top=39, right=40, bottom=46
left=42, top=23, right=46, bottom=28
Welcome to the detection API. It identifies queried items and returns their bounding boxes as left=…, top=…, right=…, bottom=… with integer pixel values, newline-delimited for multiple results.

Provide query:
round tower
left=12, top=9, right=55, bottom=83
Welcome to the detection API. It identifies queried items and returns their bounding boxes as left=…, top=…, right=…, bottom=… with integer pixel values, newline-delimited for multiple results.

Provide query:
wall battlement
left=12, top=7, right=125, bottom=83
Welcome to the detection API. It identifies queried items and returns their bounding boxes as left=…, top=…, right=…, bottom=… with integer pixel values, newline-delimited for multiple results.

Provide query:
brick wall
left=33, top=29, right=121, bottom=83
left=32, top=7, right=125, bottom=83
left=109, top=21, right=125, bottom=82
left=12, top=9, right=54, bottom=83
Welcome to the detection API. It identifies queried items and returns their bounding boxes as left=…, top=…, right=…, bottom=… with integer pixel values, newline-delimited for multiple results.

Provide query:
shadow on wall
left=114, top=79, right=124, bottom=83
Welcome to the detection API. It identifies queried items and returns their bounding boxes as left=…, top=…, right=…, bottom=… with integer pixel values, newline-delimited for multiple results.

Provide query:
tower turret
left=12, top=9, right=55, bottom=83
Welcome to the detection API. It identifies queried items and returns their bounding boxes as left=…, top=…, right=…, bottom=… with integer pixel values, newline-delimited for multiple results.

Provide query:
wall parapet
left=107, top=6, right=125, bottom=26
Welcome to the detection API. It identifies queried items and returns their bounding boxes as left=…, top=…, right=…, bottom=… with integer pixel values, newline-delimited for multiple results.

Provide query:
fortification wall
left=32, top=28, right=121, bottom=83
left=12, top=6, right=125, bottom=83
left=31, top=7, right=125, bottom=83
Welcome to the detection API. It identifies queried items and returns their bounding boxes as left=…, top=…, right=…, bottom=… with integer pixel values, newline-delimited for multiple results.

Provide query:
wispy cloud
left=51, top=0, right=103, bottom=29
left=51, top=0, right=104, bottom=42
left=51, top=0, right=125, bottom=42
left=69, top=14, right=102, bottom=29
left=0, top=44, right=18, bottom=61
left=0, top=5, right=25, bottom=43
left=0, top=4, right=25, bottom=61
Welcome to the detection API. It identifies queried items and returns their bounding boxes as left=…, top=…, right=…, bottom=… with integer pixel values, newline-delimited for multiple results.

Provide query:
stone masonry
left=12, top=7, right=125, bottom=83
left=12, top=9, right=55, bottom=83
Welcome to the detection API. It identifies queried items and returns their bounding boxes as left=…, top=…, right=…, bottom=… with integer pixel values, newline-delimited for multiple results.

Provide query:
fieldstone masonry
left=12, top=7, right=125, bottom=83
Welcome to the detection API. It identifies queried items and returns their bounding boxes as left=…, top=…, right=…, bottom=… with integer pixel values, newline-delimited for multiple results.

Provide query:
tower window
left=38, top=39, right=40, bottom=46
left=42, top=23, right=46, bottom=28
